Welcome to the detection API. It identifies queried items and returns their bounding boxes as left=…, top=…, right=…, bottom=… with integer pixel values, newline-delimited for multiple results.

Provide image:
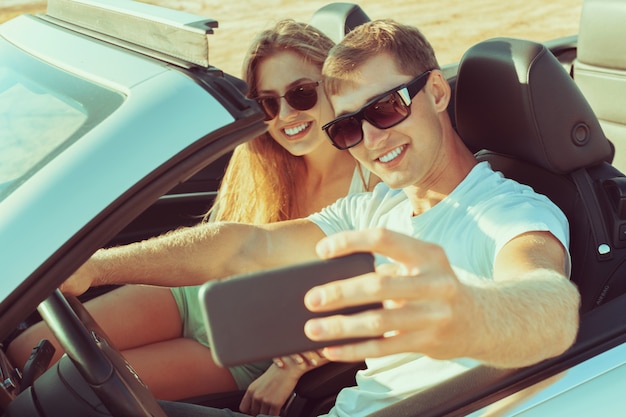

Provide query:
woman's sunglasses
left=254, top=81, right=321, bottom=121
left=322, top=71, right=432, bottom=150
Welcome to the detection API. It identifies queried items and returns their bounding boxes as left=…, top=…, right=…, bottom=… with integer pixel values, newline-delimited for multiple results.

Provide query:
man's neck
left=405, top=148, right=477, bottom=216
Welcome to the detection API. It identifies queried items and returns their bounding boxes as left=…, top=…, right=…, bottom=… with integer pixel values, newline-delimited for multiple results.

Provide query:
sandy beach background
left=1, top=0, right=583, bottom=77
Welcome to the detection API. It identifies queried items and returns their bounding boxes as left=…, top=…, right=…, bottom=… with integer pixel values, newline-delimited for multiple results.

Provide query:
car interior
left=5, top=1, right=626, bottom=416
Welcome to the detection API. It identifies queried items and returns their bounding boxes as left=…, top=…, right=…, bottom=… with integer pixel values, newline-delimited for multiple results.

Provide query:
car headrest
left=455, top=37, right=612, bottom=174
left=309, top=2, right=370, bottom=44
left=578, top=0, right=626, bottom=71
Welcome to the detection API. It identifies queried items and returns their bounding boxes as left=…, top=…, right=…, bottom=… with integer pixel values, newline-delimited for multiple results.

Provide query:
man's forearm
left=469, top=270, right=580, bottom=368
left=85, top=222, right=262, bottom=288
left=69, top=218, right=324, bottom=292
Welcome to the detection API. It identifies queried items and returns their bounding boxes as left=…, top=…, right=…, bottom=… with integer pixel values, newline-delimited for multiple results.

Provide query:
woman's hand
left=273, top=350, right=327, bottom=369
left=239, top=351, right=328, bottom=416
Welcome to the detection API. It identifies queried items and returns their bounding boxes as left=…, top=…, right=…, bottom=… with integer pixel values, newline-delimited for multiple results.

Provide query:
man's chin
left=376, top=174, right=413, bottom=190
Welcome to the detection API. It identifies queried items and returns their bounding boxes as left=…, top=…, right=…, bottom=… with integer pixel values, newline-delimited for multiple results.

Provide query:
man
left=63, top=19, right=580, bottom=417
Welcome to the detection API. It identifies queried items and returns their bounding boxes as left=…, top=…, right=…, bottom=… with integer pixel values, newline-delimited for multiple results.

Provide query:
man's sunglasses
left=322, top=71, right=432, bottom=150
left=254, top=81, right=321, bottom=121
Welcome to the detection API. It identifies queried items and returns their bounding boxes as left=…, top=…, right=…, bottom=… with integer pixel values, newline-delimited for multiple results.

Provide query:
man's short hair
left=323, top=19, right=440, bottom=95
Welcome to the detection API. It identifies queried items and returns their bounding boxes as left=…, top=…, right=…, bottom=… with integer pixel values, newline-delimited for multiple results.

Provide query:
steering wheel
left=37, top=289, right=166, bottom=417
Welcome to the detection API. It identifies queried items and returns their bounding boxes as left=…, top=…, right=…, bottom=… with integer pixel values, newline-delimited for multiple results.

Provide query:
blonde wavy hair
left=207, top=20, right=336, bottom=224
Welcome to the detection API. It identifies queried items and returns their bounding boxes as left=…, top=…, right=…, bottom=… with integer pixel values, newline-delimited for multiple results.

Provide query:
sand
left=1, top=0, right=582, bottom=77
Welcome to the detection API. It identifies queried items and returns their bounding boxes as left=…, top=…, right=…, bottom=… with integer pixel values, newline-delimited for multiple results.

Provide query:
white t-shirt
left=307, top=161, right=569, bottom=417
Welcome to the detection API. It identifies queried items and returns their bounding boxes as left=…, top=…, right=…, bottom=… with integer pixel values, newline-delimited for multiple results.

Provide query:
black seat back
left=456, top=38, right=610, bottom=174
left=455, top=37, right=626, bottom=313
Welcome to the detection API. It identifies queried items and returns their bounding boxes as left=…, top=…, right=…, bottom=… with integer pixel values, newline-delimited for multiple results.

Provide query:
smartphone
left=198, top=252, right=379, bottom=367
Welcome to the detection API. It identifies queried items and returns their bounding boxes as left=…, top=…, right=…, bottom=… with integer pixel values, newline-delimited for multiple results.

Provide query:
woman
left=7, top=19, right=376, bottom=415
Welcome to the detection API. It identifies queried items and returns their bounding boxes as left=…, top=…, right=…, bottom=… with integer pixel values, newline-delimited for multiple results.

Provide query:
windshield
left=0, top=37, right=124, bottom=200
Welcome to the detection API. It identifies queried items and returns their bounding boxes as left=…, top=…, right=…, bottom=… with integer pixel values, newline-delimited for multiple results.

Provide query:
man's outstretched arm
left=60, top=219, right=325, bottom=296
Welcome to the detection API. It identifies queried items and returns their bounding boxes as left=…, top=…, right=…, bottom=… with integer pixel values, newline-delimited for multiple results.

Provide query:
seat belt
left=570, top=168, right=612, bottom=261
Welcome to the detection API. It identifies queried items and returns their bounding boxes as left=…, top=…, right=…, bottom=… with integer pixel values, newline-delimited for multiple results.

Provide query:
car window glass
left=0, top=38, right=124, bottom=201
left=0, top=68, right=86, bottom=190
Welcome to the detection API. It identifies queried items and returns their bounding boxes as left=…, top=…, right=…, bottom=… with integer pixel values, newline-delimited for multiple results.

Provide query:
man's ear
left=427, top=70, right=451, bottom=112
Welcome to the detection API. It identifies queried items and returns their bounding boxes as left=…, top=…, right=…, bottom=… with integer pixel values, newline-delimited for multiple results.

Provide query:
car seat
left=454, top=36, right=626, bottom=314
left=573, top=0, right=626, bottom=172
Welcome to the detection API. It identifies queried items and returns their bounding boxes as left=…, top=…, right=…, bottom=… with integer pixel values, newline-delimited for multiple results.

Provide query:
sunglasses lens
left=256, top=82, right=319, bottom=121
left=327, top=93, right=410, bottom=149
left=285, top=83, right=318, bottom=111
left=364, top=93, right=409, bottom=128
left=327, top=117, right=363, bottom=150
left=258, top=97, right=280, bottom=121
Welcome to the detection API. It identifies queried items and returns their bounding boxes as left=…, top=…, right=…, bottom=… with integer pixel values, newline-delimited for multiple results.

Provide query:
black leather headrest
left=455, top=37, right=612, bottom=174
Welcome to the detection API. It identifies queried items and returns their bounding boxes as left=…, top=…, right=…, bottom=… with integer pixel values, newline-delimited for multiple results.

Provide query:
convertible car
left=1, top=0, right=626, bottom=416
